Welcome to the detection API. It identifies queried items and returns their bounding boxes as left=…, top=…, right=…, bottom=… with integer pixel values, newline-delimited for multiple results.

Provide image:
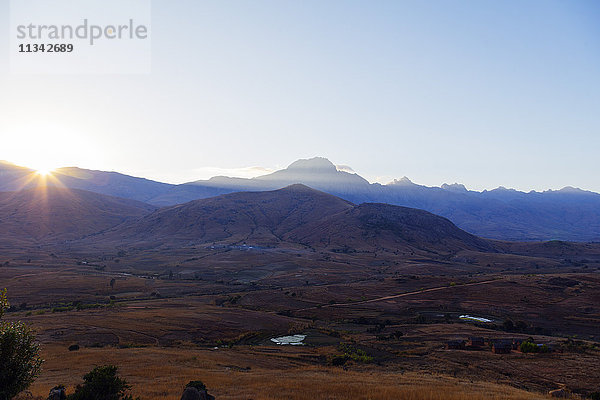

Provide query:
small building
left=468, top=337, right=485, bottom=348
left=492, top=340, right=512, bottom=354
left=447, top=340, right=466, bottom=350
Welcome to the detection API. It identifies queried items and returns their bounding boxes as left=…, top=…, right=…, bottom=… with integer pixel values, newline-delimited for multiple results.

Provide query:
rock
left=68, top=344, right=80, bottom=351
left=180, top=387, right=201, bottom=400
left=180, top=386, right=215, bottom=400
left=549, top=388, right=569, bottom=398
left=48, top=386, right=67, bottom=400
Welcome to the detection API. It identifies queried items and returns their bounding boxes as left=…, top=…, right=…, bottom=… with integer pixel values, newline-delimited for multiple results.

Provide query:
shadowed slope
left=88, top=185, right=494, bottom=254
left=92, top=184, right=354, bottom=247
left=0, top=186, right=156, bottom=244
left=286, top=202, right=494, bottom=253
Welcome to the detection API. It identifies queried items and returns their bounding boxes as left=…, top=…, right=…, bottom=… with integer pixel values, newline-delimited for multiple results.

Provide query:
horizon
left=1, top=156, right=598, bottom=195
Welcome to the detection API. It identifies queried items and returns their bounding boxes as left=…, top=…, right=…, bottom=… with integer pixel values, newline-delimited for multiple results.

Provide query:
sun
left=36, top=169, right=54, bottom=177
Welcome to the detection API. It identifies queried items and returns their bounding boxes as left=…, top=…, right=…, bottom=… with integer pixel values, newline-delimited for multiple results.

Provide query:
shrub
left=520, top=339, right=550, bottom=354
left=520, top=340, right=538, bottom=353
left=68, top=365, right=137, bottom=400
left=0, top=288, right=44, bottom=400
left=333, top=343, right=374, bottom=364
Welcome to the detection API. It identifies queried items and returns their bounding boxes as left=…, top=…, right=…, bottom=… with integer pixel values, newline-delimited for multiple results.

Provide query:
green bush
left=520, top=340, right=538, bottom=353
left=0, top=288, right=44, bottom=400
left=520, top=339, right=550, bottom=354
left=68, top=365, right=137, bottom=400
left=333, top=343, right=374, bottom=364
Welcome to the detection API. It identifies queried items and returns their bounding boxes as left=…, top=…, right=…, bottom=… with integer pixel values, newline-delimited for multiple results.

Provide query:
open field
left=2, top=240, right=600, bottom=399
left=25, top=345, right=556, bottom=400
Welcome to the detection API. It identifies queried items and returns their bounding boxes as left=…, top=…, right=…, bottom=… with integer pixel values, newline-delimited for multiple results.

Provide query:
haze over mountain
left=1, top=158, right=599, bottom=241
left=0, top=161, right=171, bottom=204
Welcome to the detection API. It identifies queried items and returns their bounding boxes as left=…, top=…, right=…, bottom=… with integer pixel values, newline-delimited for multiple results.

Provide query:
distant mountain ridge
left=1, top=157, right=599, bottom=241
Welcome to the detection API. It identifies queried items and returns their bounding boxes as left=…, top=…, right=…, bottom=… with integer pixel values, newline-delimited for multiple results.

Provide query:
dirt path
left=297, top=279, right=501, bottom=311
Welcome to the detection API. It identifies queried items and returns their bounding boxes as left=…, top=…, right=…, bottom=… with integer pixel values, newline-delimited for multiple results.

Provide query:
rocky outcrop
left=180, top=386, right=215, bottom=400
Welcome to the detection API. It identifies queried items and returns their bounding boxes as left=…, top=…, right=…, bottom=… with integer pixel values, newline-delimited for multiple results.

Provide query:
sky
left=0, top=0, right=599, bottom=192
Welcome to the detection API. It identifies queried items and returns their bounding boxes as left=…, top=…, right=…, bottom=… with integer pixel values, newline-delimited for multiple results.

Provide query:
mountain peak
left=286, top=157, right=337, bottom=172
left=389, top=176, right=415, bottom=186
left=490, top=186, right=517, bottom=192
left=441, top=183, right=468, bottom=193
left=279, top=183, right=317, bottom=192
left=556, top=186, right=586, bottom=194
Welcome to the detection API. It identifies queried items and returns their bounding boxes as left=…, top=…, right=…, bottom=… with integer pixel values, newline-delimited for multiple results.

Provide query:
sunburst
left=36, top=169, right=54, bottom=177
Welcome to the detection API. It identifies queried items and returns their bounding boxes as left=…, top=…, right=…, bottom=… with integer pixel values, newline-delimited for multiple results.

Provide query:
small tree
left=520, top=340, right=538, bottom=353
left=68, top=365, right=136, bottom=400
left=0, top=288, right=44, bottom=400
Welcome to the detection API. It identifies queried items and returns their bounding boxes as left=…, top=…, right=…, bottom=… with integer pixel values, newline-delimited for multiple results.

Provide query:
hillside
left=286, top=202, right=494, bottom=253
left=0, top=162, right=173, bottom=203
left=88, top=184, right=354, bottom=248
left=0, top=186, right=156, bottom=244
left=85, top=185, right=493, bottom=254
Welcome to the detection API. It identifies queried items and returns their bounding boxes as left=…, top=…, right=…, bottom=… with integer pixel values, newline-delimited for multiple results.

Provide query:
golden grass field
left=25, top=345, right=553, bottom=400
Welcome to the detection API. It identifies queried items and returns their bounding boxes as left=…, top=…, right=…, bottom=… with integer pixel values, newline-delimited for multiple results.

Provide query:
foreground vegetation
left=1, top=289, right=43, bottom=400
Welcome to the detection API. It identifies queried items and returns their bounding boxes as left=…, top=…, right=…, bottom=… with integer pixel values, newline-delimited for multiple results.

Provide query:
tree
left=68, top=365, right=137, bottom=400
left=0, top=288, right=44, bottom=400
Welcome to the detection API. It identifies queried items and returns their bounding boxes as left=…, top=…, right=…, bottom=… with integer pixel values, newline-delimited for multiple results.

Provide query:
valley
left=3, top=239, right=600, bottom=398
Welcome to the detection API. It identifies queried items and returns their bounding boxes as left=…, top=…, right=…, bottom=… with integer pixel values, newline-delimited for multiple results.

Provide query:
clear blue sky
left=0, top=0, right=599, bottom=192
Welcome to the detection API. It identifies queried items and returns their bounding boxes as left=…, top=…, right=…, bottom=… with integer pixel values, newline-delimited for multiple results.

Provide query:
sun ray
left=10, top=167, right=70, bottom=193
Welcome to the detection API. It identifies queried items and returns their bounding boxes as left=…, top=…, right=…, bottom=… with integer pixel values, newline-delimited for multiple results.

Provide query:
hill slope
left=0, top=186, right=156, bottom=244
left=0, top=162, right=173, bottom=203
left=91, top=184, right=354, bottom=247
left=286, top=202, right=494, bottom=253
left=87, top=185, right=493, bottom=254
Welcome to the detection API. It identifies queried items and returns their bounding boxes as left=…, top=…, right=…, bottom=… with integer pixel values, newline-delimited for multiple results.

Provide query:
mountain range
left=81, top=184, right=493, bottom=254
left=1, top=157, right=599, bottom=241
left=0, top=182, right=496, bottom=260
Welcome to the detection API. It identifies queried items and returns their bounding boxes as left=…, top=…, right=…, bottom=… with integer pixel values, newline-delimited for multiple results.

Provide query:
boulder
left=180, top=386, right=214, bottom=400
left=48, top=386, right=67, bottom=400
left=181, top=387, right=201, bottom=400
